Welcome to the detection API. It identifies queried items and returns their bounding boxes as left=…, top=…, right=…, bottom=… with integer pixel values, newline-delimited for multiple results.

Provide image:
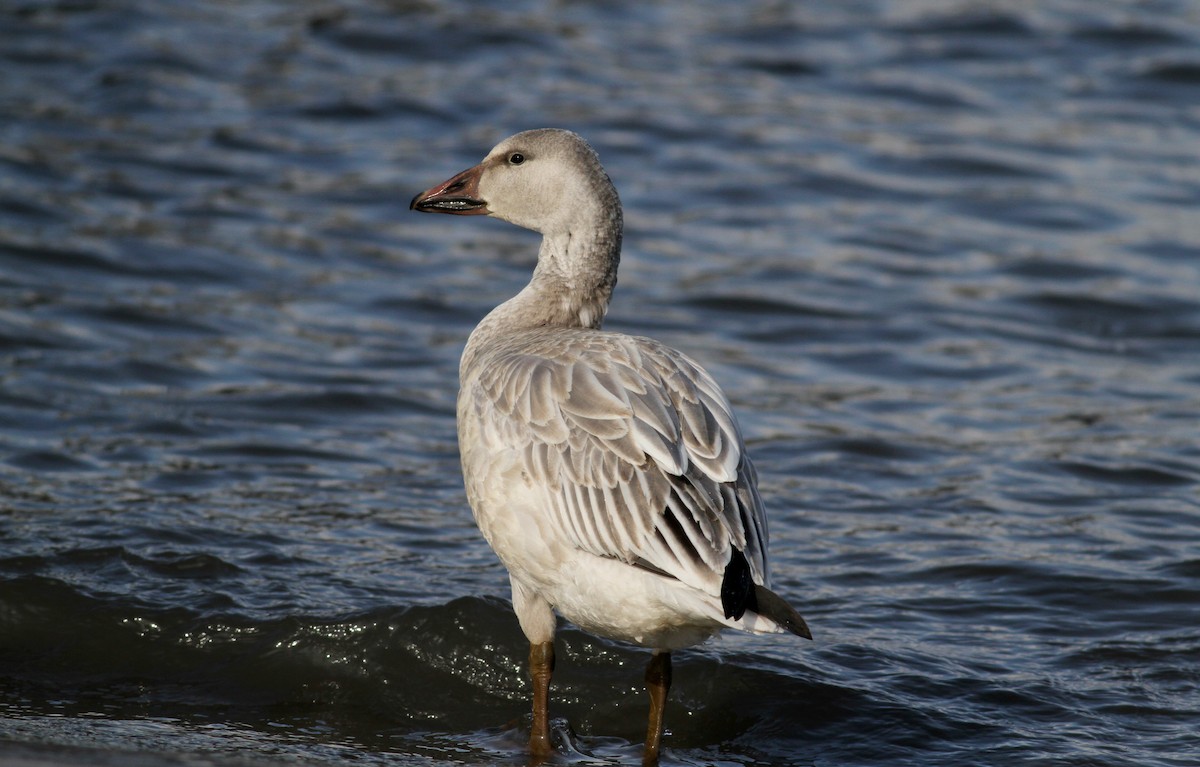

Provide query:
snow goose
left=410, top=128, right=810, bottom=765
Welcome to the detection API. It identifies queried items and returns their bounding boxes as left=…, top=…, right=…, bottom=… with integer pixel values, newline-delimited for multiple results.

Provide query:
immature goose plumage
left=410, top=128, right=810, bottom=765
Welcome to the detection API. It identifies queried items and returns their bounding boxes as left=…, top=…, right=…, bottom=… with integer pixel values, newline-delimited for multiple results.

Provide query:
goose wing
left=463, top=329, right=769, bottom=602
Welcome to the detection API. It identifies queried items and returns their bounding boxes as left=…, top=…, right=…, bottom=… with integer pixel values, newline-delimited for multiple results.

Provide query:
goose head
left=410, top=129, right=620, bottom=237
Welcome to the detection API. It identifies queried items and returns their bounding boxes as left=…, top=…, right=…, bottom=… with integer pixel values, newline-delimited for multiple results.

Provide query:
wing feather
left=562, top=364, right=632, bottom=418
left=602, top=430, right=646, bottom=465
left=632, top=417, right=687, bottom=475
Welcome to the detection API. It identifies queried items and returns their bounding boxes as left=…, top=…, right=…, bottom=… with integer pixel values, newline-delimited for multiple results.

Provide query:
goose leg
left=529, top=640, right=555, bottom=759
left=643, top=650, right=672, bottom=766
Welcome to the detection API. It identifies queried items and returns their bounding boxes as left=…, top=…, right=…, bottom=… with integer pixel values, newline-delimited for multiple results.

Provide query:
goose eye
left=508, top=153, right=525, bottom=165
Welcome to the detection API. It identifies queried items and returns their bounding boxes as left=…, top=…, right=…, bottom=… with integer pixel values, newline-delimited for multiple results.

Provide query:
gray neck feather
left=462, top=172, right=623, bottom=374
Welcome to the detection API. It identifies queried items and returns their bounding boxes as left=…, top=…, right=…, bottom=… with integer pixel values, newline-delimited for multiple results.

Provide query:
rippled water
left=2, top=1, right=1199, bottom=765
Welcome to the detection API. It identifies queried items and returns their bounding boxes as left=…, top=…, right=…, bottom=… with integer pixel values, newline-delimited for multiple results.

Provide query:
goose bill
left=410, top=165, right=489, bottom=215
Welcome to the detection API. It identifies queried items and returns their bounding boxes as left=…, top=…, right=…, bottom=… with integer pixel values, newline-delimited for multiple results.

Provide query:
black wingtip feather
left=720, top=548, right=813, bottom=640
left=721, top=548, right=757, bottom=620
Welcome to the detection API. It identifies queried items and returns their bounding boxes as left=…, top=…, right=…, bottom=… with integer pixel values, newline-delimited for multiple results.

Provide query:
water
left=2, top=1, right=1198, bottom=765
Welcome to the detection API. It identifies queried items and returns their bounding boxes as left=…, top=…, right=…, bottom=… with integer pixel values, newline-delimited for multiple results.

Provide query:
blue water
left=2, top=1, right=1198, bottom=765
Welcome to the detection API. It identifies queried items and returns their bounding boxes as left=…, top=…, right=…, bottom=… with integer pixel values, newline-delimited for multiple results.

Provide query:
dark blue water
left=2, top=1, right=1198, bottom=765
